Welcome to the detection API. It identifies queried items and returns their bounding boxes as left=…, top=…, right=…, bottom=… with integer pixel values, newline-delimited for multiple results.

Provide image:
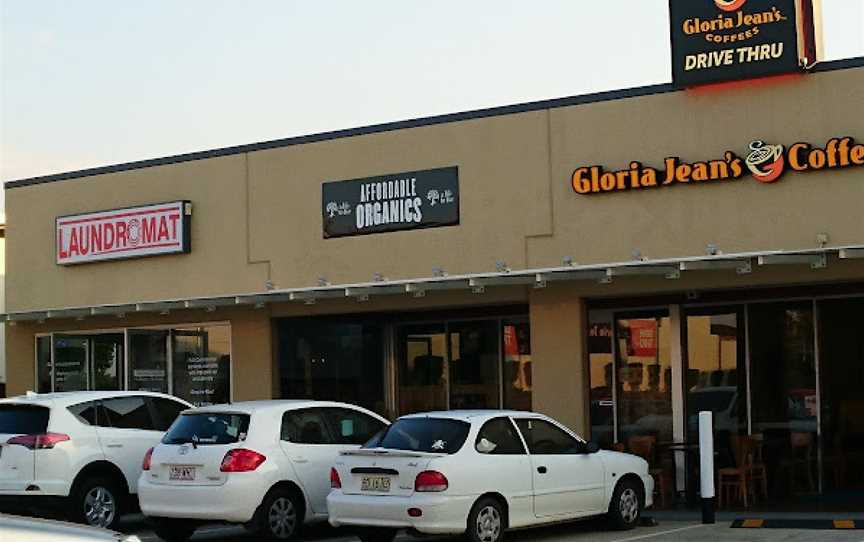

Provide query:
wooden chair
left=627, top=435, right=671, bottom=508
left=718, top=435, right=756, bottom=508
left=745, top=435, right=768, bottom=502
left=788, top=432, right=816, bottom=494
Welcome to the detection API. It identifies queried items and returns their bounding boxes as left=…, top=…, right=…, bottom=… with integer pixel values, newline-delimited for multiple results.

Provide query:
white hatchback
left=0, top=391, right=192, bottom=530
left=138, top=400, right=389, bottom=541
left=328, top=410, right=654, bottom=542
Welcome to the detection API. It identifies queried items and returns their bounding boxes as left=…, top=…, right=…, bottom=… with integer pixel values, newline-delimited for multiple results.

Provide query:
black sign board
left=669, top=0, right=801, bottom=87
left=322, top=166, right=459, bottom=238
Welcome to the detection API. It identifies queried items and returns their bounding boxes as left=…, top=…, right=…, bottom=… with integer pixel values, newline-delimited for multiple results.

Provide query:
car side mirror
left=584, top=441, right=600, bottom=454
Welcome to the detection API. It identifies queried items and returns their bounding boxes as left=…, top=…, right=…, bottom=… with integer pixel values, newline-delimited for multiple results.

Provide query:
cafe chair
left=626, top=435, right=670, bottom=508
left=718, top=435, right=766, bottom=508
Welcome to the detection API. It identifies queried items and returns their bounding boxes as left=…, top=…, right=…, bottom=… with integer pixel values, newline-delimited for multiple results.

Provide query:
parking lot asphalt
left=127, top=519, right=864, bottom=542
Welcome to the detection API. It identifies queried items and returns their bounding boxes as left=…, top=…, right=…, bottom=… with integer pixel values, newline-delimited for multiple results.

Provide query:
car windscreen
left=364, top=417, right=470, bottom=454
left=162, top=412, right=250, bottom=445
left=0, top=405, right=50, bottom=435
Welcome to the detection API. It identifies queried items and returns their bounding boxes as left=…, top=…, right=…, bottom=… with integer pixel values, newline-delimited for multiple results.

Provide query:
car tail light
left=6, top=433, right=70, bottom=450
left=142, top=447, right=154, bottom=471
left=330, top=468, right=342, bottom=489
left=220, top=449, right=266, bottom=472
left=415, top=470, right=448, bottom=492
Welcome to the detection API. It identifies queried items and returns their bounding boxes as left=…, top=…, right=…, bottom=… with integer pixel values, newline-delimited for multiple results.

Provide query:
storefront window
left=398, top=324, right=447, bottom=415
left=92, top=334, right=124, bottom=391
left=615, top=313, right=673, bottom=446
left=588, top=311, right=614, bottom=448
left=129, top=330, right=169, bottom=394
left=53, top=335, right=88, bottom=392
left=36, top=336, right=53, bottom=393
left=818, top=297, right=864, bottom=494
left=749, top=302, right=816, bottom=503
left=278, top=320, right=385, bottom=416
left=448, top=321, right=499, bottom=410
left=502, top=319, right=531, bottom=411
left=171, top=326, right=231, bottom=407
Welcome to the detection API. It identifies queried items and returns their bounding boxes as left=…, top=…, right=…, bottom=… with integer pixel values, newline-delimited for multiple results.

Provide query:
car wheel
left=608, top=478, right=643, bottom=530
left=258, top=487, right=302, bottom=540
left=466, top=497, right=505, bottom=542
left=71, top=476, right=123, bottom=530
left=152, top=518, right=197, bottom=542
left=356, top=527, right=398, bottom=542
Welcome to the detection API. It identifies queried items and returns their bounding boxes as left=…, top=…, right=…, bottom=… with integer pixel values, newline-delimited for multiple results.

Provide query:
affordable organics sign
left=571, top=136, right=864, bottom=196
left=56, top=201, right=191, bottom=265
left=322, top=166, right=459, bottom=238
left=669, top=0, right=802, bottom=87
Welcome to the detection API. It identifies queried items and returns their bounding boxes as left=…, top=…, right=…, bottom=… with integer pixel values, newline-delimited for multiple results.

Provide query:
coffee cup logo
left=714, top=0, right=747, bottom=11
left=746, top=140, right=786, bottom=183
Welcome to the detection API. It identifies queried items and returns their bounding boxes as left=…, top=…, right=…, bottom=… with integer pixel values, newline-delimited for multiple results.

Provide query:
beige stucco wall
left=5, top=67, right=864, bottom=314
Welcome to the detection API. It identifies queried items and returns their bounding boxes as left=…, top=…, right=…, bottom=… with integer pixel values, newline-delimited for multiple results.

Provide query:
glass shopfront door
left=398, top=324, right=449, bottom=414
left=51, top=334, right=124, bottom=392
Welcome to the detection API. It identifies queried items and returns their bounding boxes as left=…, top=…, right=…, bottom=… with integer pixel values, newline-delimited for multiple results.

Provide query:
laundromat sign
left=322, top=166, right=459, bottom=238
left=571, top=136, right=864, bottom=196
left=56, top=201, right=192, bottom=265
left=670, top=0, right=806, bottom=87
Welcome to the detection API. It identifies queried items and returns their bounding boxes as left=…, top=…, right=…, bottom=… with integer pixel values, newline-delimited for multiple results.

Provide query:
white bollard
left=699, top=411, right=715, bottom=524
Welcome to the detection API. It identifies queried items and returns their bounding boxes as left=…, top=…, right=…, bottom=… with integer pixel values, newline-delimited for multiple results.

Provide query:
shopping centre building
left=4, top=47, right=863, bottom=509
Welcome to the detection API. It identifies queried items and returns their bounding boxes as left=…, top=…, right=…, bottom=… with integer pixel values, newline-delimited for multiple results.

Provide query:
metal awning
left=3, top=244, right=862, bottom=323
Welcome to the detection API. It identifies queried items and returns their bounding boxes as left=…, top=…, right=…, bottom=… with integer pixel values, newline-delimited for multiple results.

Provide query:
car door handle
left=537, top=466, right=548, bottom=474
left=292, top=457, right=308, bottom=464
left=106, top=444, right=123, bottom=449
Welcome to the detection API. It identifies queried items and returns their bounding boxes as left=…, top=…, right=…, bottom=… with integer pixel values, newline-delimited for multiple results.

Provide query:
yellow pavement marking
left=741, top=519, right=764, bottom=528
left=833, top=519, right=855, bottom=529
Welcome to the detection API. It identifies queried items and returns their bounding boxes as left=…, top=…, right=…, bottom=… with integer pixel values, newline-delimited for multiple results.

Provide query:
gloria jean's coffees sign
left=322, top=166, right=459, bottom=238
left=572, top=136, right=864, bottom=196
left=669, top=0, right=803, bottom=87
left=56, top=201, right=191, bottom=265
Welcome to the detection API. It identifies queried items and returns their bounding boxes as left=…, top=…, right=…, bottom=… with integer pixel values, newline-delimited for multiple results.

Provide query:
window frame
left=320, top=407, right=387, bottom=446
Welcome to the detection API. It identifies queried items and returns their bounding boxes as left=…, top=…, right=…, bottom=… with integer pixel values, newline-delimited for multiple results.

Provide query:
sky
left=1, top=0, right=863, bottom=209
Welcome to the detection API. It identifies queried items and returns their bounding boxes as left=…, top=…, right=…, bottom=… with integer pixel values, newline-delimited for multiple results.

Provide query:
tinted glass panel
left=281, top=409, right=334, bottom=444
left=163, top=413, right=249, bottom=445
left=323, top=408, right=386, bottom=445
left=398, top=324, right=447, bottom=414
left=172, top=326, right=231, bottom=407
left=476, top=417, right=525, bottom=455
left=92, top=334, right=124, bottom=391
left=749, top=302, right=816, bottom=502
left=279, top=320, right=385, bottom=415
left=516, top=418, right=581, bottom=455
left=0, top=405, right=49, bottom=434
left=502, top=320, right=532, bottom=411
left=615, top=314, right=673, bottom=445
left=587, top=311, right=614, bottom=448
left=68, top=401, right=99, bottom=426
left=102, top=396, right=155, bottom=430
left=366, top=418, right=469, bottom=454
left=36, top=336, right=52, bottom=393
left=149, top=398, right=189, bottom=432
left=53, top=336, right=88, bottom=392
left=129, top=331, right=169, bottom=394
left=449, top=321, right=499, bottom=410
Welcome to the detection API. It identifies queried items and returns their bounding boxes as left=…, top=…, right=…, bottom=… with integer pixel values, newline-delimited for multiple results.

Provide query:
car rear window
left=364, top=417, right=469, bottom=454
left=0, top=405, right=50, bottom=435
left=162, top=413, right=250, bottom=445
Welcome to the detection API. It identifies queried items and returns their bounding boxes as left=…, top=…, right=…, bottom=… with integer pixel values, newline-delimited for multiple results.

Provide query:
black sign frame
left=322, top=166, right=460, bottom=239
left=669, top=0, right=802, bottom=88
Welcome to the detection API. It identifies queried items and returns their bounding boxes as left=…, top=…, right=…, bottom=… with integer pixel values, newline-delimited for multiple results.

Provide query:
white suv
left=0, top=391, right=192, bottom=529
left=138, top=400, right=389, bottom=541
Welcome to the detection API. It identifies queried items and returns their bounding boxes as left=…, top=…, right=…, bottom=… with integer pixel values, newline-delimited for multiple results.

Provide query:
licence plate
left=361, top=475, right=391, bottom=492
left=169, top=465, right=196, bottom=481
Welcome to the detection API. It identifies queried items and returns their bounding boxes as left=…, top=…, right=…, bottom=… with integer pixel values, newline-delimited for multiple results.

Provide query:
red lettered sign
left=629, top=319, right=658, bottom=357
left=56, top=201, right=191, bottom=265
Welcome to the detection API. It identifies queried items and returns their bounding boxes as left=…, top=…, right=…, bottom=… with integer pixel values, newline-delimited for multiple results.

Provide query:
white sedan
left=327, top=410, right=653, bottom=542
left=138, top=400, right=388, bottom=541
